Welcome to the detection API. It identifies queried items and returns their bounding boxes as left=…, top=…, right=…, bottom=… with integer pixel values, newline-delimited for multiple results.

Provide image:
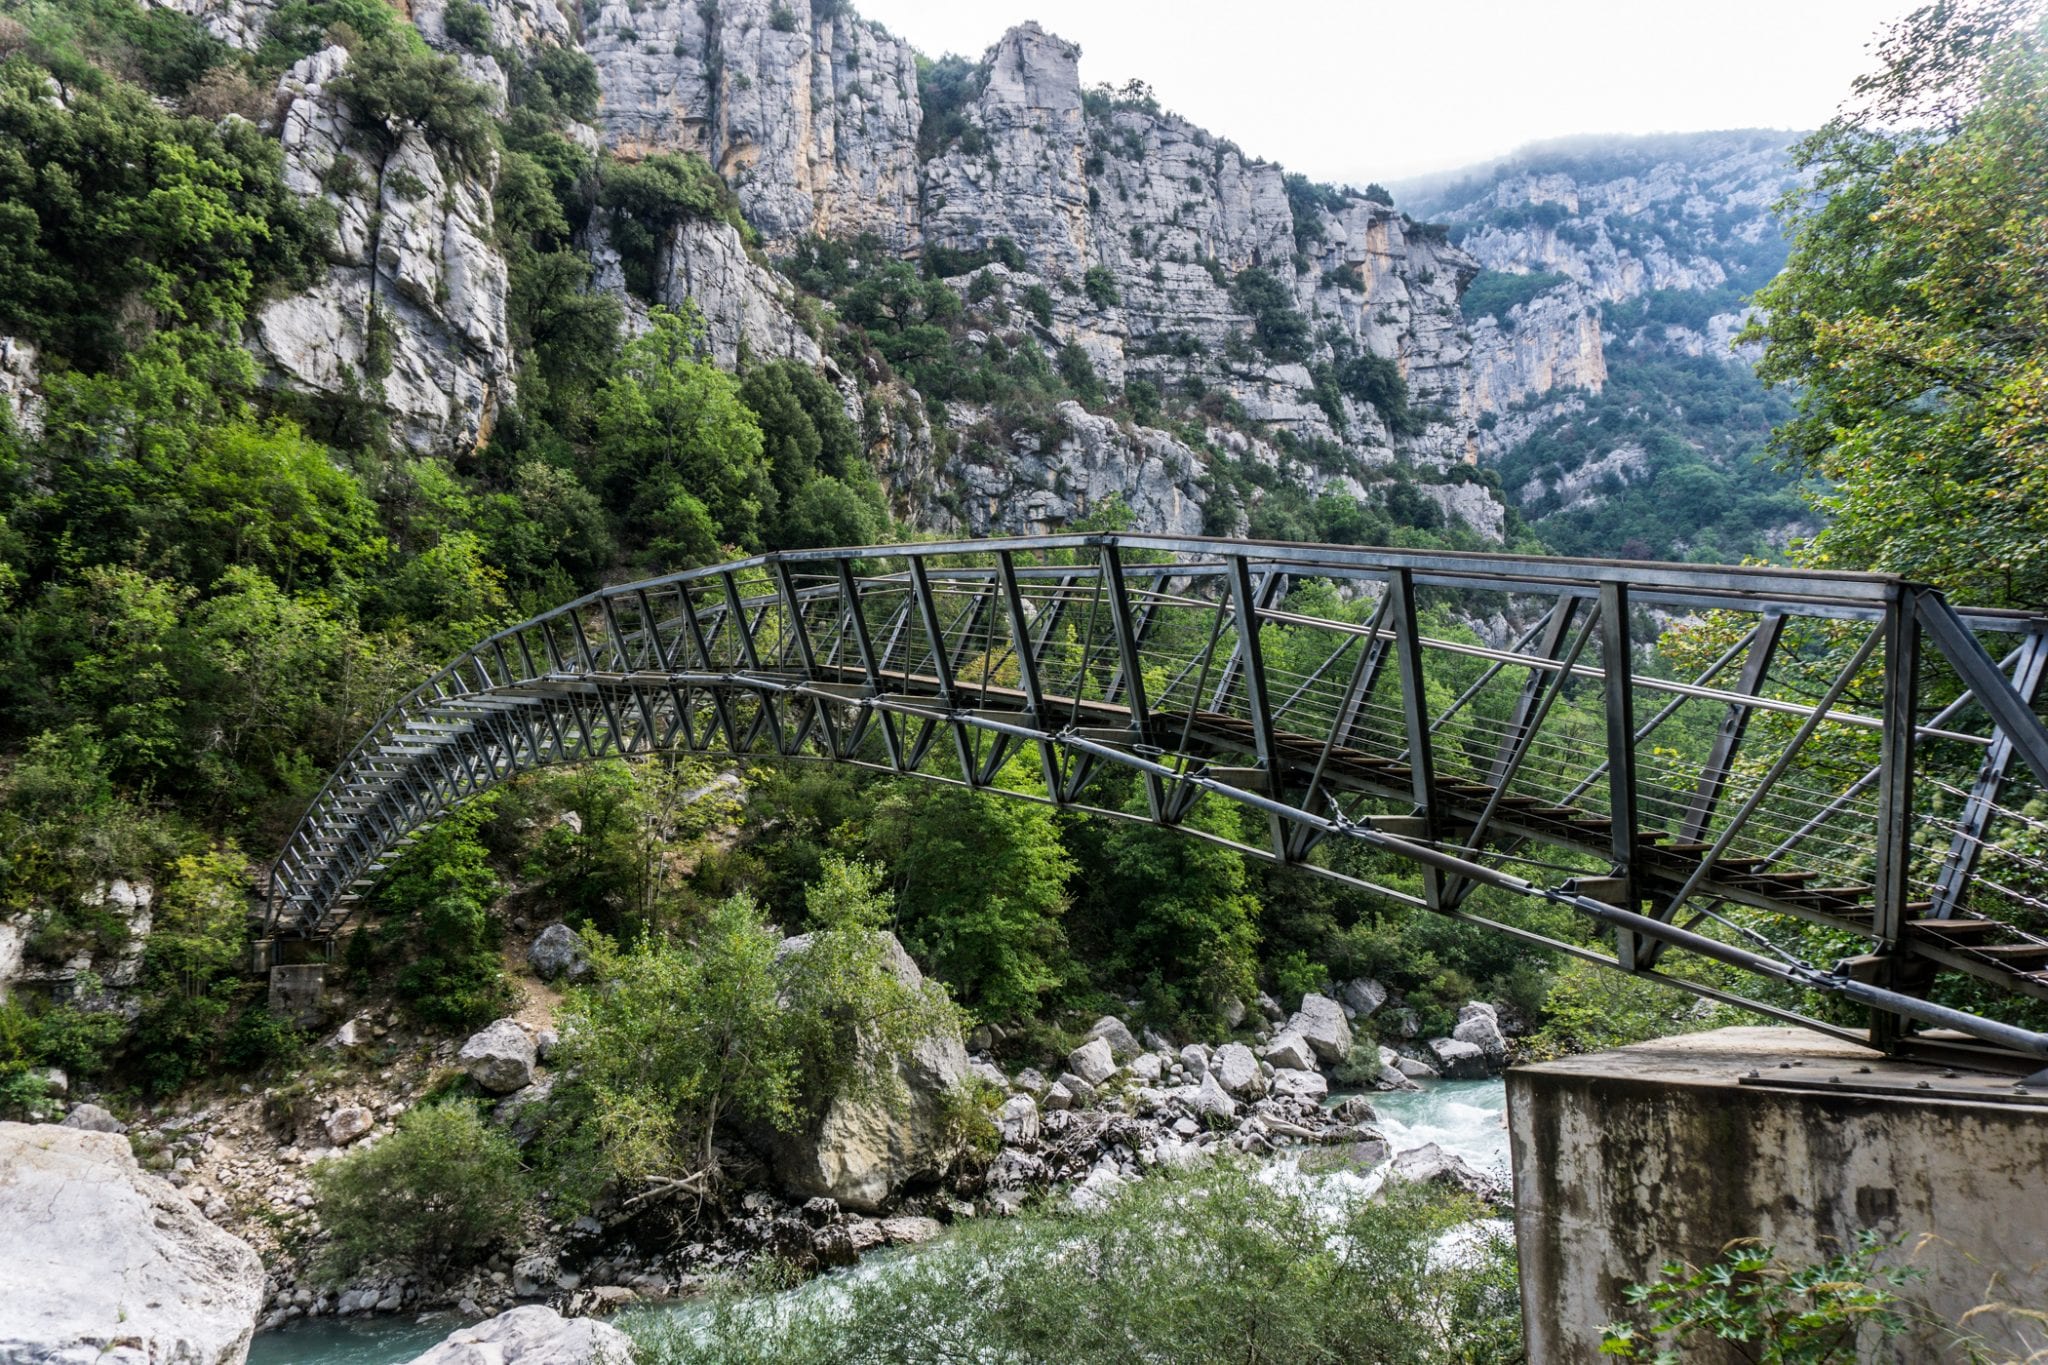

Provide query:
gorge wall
left=1399, top=131, right=1814, bottom=560
left=138, top=0, right=1643, bottom=545
left=140, top=2, right=1804, bottom=554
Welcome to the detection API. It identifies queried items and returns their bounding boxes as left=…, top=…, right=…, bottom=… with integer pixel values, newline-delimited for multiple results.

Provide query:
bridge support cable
left=268, top=536, right=2048, bottom=1069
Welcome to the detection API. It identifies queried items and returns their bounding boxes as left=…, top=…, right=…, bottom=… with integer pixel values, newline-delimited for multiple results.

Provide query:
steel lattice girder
left=269, top=536, right=2048, bottom=1067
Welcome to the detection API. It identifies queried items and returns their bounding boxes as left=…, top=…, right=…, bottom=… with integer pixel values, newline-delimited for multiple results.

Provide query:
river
left=247, top=1077, right=1511, bottom=1365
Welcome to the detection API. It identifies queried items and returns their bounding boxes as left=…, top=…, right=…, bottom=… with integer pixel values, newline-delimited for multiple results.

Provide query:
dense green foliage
left=311, top=1101, right=527, bottom=1283
left=1600, top=1233, right=1920, bottom=1363
left=547, top=858, right=963, bottom=1208
left=1495, top=355, right=1807, bottom=562
left=1231, top=266, right=1312, bottom=362
left=0, top=1, right=917, bottom=1096
left=1461, top=270, right=1573, bottom=325
left=1748, top=1, right=2048, bottom=606
left=633, top=1164, right=1521, bottom=1364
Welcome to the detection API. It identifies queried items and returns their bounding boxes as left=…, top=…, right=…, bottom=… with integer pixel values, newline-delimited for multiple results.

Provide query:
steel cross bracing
left=268, top=535, right=2048, bottom=1069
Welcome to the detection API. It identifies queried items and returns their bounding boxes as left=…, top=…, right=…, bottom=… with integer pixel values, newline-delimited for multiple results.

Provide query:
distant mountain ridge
left=1391, top=130, right=1817, bottom=562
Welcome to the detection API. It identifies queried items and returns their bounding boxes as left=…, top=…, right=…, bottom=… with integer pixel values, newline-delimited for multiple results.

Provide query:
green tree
left=359, top=795, right=510, bottom=1029
left=1232, top=266, right=1312, bottom=362
left=0, top=59, right=324, bottom=365
left=854, top=771, right=1074, bottom=1020
left=312, top=1101, right=527, bottom=1284
left=1072, top=783, right=1262, bottom=1023
left=522, top=757, right=739, bottom=940
left=592, top=307, right=772, bottom=556
left=130, top=850, right=251, bottom=1094
left=1747, top=2, right=2048, bottom=606
left=551, top=857, right=960, bottom=1209
left=636, top=1165, right=1518, bottom=1364
left=740, top=359, right=861, bottom=501
left=1600, top=1233, right=1920, bottom=1364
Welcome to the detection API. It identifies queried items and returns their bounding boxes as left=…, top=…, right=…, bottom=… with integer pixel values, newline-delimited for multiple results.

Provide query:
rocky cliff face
left=0, top=337, right=40, bottom=440
left=154, top=0, right=1562, bottom=533
left=1426, top=134, right=1796, bottom=310
left=1394, top=131, right=1809, bottom=556
left=254, top=46, right=516, bottom=454
left=584, top=8, right=1509, bottom=532
left=589, top=215, right=825, bottom=368
left=588, top=0, right=924, bottom=251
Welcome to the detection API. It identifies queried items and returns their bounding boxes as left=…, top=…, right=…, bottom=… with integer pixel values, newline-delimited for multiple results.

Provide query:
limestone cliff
left=1395, top=131, right=1811, bottom=558
left=588, top=0, right=924, bottom=250
left=153, top=0, right=1553, bottom=533
left=253, top=46, right=516, bottom=454
left=585, top=10, right=1511, bottom=535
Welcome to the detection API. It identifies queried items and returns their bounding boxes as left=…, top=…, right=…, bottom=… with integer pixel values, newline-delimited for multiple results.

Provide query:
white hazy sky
left=852, top=0, right=1923, bottom=183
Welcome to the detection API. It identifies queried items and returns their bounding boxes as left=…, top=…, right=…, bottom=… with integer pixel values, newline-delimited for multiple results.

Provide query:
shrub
left=1600, top=1232, right=1919, bottom=1362
left=1231, top=267, right=1311, bottom=363
left=1022, top=285, right=1054, bottom=328
left=632, top=1163, right=1519, bottom=1363
left=1337, top=351, right=1421, bottom=435
left=1081, top=265, right=1120, bottom=308
left=548, top=859, right=962, bottom=1210
left=330, top=31, right=497, bottom=172
left=441, top=0, right=493, bottom=50
left=600, top=153, right=747, bottom=301
left=1460, top=269, right=1572, bottom=325
left=312, top=1101, right=527, bottom=1284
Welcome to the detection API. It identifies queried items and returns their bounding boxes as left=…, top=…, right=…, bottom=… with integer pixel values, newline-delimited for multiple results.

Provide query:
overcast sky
left=853, top=0, right=1923, bottom=184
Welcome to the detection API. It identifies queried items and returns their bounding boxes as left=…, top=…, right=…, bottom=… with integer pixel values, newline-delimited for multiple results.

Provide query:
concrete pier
left=1507, top=1026, right=2048, bottom=1362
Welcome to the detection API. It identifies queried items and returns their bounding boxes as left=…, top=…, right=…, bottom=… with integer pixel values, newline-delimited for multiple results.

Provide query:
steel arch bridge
left=268, top=535, right=2048, bottom=1069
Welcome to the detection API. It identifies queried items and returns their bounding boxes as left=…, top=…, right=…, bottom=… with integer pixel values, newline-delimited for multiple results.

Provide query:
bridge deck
left=266, top=536, right=2048, bottom=1067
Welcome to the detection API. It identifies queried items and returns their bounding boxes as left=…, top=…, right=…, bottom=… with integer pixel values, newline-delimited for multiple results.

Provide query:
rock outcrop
left=0, top=1121, right=265, bottom=1365
left=934, top=400, right=1208, bottom=537
left=766, top=931, right=969, bottom=1212
left=254, top=47, right=515, bottom=454
left=0, top=336, right=42, bottom=439
left=923, top=24, right=1091, bottom=279
left=589, top=0, right=924, bottom=251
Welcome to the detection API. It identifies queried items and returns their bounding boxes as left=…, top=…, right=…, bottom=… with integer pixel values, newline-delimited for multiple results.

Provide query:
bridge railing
left=268, top=535, right=2048, bottom=1066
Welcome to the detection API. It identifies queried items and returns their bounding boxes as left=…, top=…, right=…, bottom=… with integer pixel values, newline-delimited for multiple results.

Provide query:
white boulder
left=0, top=1121, right=264, bottom=1365
left=402, top=1304, right=633, bottom=1364
left=1427, top=1037, right=1490, bottom=1080
left=1453, top=1002, right=1509, bottom=1067
left=1211, top=1042, right=1266, bottom=1098
left=1286, top=993, right=1354, bottom=1064
left=1260, top=1033, right=1316, bottom=1072
left=527, top=923, right=586, bottom=982
left=995, top=1093, right=1040, bottom=1145
left=1082, top=1016, right=1140, bottom=1061
left=59, top=1103, right=125, bottom=1134
left=1193, top=1072, right=1238, bottom=1121
left=459, top=1019, right=536, bottom=1094
left=1269, top=1069, right=1329, bottom=1101
left=324, top=1106, right=375, bottom=1145
left=1067, top=1037, right=1117, bottom=1086
left=1336, top=977, right=1388, bottom=1019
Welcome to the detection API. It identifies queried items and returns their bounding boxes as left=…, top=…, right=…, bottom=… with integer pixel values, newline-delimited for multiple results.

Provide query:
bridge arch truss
left=269, top=535, right=2048, bottom=1068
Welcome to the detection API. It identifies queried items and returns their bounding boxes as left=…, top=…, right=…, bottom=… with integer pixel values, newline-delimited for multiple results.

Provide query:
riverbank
left=244, top=1078, right=1512, bottom=1365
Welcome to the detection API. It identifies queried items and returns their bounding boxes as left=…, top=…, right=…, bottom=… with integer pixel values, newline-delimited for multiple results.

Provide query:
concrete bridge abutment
left=1507, top=1026, right=2048, bottom=1362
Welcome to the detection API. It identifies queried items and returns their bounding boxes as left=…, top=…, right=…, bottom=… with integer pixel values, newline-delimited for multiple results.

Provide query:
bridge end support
left=266, top=962, right=329, bottom=1030
left=1508, top=1026, right=2048, bottom=1363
